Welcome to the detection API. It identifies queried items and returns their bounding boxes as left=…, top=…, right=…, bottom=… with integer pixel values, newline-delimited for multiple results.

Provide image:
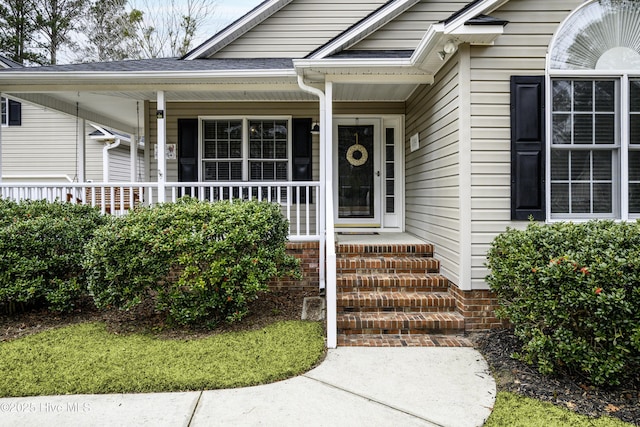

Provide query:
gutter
left=296, top=73, right=337, bottom=349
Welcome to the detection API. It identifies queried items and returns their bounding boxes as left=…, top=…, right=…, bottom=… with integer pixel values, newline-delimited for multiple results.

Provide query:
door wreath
left=346, top=143, right=368, bottom=166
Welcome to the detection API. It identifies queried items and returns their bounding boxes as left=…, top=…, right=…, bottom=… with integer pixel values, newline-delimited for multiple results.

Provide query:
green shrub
left=85, top=198, right=300, bottom=327
left=486, top=220, right=640, bottom=386
left=0, top=199, right=107, bottom=312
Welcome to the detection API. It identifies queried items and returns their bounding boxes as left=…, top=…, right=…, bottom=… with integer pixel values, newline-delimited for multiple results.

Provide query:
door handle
left=376, top=171, right=380, bottom=177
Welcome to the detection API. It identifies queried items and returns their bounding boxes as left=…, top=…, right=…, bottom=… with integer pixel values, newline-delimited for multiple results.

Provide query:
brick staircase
left=335, top=242, right=472, bottom=347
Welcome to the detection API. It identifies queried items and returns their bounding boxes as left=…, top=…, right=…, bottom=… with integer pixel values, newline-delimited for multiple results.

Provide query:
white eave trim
left=308, top=0, right=421, bottom=60
left=0, top=68, right=298, bottom=84
left=184, top=0, right=293, bottom=60
left=295, top=58, right=413, bottom=69
left=444, top=0, right=511, bottom=29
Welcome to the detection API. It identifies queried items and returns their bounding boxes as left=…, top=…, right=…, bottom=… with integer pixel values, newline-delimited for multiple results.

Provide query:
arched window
left=547, top=0, right=640, bottom=219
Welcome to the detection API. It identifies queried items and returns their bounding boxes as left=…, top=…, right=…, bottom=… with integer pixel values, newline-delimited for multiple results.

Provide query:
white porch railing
left=0, top=181, right=321, bottom=241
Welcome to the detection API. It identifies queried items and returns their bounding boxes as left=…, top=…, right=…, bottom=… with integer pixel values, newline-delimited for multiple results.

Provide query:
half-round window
left=549, top=0, right=640, bottom=70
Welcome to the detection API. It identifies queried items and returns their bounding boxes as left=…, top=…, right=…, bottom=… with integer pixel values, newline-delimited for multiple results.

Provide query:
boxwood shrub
left=486, top=220, right=640, bottom=386
left=84, top=198, right=300, bottom=327
left=0, top=199, right=108, bottom=313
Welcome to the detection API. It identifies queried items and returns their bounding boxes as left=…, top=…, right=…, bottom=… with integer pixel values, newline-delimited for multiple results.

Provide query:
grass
left=0, top=321, right=325, bottom=397
left=0, top=322, right=635, bottom=427
left=486, top=392, right=634, bottom=427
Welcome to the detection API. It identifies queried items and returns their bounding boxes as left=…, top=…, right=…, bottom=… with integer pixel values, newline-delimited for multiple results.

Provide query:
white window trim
left=1, top=97, right=8, bottom=127
left=545, top=72, right=640, bottom=221
left=198, top=116, right=293, bottom=182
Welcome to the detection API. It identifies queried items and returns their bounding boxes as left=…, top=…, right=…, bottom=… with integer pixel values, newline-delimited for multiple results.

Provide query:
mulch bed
left=472, top=329, right=640, bottom=425
left=0, top=289, right=316, bottom=342
left=2, top=295, right=639, bottom=425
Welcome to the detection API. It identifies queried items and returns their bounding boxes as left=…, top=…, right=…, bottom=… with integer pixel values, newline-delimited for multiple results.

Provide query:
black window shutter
left=177, top=118, right=199, bottom=196
left=511, top=76, right=545, bottom=220
left=292, top=118, right=313, bottom=203
left=8, top=100, right=21, bottom=126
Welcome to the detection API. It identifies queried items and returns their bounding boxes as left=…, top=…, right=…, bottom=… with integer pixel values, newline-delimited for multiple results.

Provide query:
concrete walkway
left=0, top=347, right=496, bottom=427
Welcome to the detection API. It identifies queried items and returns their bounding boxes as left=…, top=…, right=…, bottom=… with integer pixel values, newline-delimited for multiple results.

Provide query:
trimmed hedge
left=0, top=199, right=108, bottom=312
left=486, top=220, right=640, bottom=386
left=84, top=198, right=300, bottom=327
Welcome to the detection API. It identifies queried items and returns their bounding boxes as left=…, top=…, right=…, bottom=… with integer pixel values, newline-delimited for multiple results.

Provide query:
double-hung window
left=200, top=117, right=291, bottom=199
left=550, top=79, right=618, bottom=218
left=546, top=0, right=640, bottom=220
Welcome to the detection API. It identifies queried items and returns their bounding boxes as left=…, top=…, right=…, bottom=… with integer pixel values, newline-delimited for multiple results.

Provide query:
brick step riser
left=337, top=279, right=448, bottom=288
left=339, top=307, right=456, bottom=313
left=336, top=245, right=434, bottom=257
left=336, top=253, right=434, bottom=259
left=338, top=328, right=465, bottom=335
left=337, top=269, right=440, bottom=275
left=338, top=286, right=450, bottom=293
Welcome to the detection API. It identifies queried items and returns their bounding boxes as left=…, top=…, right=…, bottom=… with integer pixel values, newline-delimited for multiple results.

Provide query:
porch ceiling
left=5, top=79, right=416, bottom=134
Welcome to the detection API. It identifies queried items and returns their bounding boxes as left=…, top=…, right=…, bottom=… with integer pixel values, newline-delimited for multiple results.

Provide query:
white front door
left=333, top=118, right=382, bottom=227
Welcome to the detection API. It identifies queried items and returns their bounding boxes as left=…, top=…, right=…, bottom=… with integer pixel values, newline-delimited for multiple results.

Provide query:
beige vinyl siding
left=352, top=1, right=470, bottom=51
left=2, top=103, right=78, bottom=181
left=405, top=57, right=461, bottom=285
left=85, top=134, right=105, bottom=182
left=213, top=0, right=387, bottom=58
left=468, top=0, right=583, bottom=288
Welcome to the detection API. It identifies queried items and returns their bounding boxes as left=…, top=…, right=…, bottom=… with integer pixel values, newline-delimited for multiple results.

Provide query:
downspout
left=103, top=138, right=122, bottom=182
left=296, top=74, right=337, bottom=349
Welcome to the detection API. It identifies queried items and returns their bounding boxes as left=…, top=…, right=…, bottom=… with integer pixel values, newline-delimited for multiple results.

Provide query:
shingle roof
left=0, top=57, right=295, bottom=73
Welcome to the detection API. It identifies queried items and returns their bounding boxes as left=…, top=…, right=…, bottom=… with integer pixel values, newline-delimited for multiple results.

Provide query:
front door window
left=338, top=125, right=375, bottom=219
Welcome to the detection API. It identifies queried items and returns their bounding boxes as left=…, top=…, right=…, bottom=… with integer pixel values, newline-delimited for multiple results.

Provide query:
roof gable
left=306, top=0, right=421, bottom=59
left=184, top=0, right=293, bottom=60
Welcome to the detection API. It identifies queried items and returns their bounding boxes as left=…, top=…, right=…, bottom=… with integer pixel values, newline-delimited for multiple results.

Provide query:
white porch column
left=131, top=134, right=138, bottom=182
left=77, top=118, right=86, bottom=182
left=325, top=80, right=337, bottom=349
left=156, top=91, right=167, bottom=202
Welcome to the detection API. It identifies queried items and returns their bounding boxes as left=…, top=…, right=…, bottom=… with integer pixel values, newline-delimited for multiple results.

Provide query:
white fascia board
left=411, top=25, right=443, bottom=65
left=295, top=58, right=413, bottom=69
left=327, top=74, right=433, bottom=85
left=447, top=24, right=505, bottom=36
left=444, top=0, right=510, bottom=30
left=0, top=69, right=298, bottom=82
left=183, top=0, right=293, bottom=60
left=308, top=0, right=421, bottom=60
left=0, top=70, right=299, bottom=90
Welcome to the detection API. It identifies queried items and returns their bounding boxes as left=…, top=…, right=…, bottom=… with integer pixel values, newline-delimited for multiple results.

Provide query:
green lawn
left=0, top=321, right=325, bottom=397
left=486, top=392, right=634, bottom=427
left=0, top=322, right=635, bottom=427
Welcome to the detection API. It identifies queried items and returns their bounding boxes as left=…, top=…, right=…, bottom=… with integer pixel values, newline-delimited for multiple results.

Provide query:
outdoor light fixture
left=310, top=122, right=320, bottom=134
left=443, top=39, right=458, bottom=54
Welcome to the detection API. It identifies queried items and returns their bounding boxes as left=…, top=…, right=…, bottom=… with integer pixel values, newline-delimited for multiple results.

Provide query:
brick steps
left=337, top=273, right=449, bottom=292
left=336, top=256, right=440, bottom=273
left=337, top=312, right=465, bottom=335
left=336, top=240, right=465, bottom=346
left=338, top=334, right=473, bottom=347
left=338, top=291, right=455, bottom=312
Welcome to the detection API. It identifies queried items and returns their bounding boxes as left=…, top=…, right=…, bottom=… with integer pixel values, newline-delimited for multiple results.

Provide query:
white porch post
left=156, top=91, right=167, bottom=202
left=131, top=134, right=138, bottom=182
left=77, top=118, right=86, bottom=182
left=325, top=80, right=337, bottom=349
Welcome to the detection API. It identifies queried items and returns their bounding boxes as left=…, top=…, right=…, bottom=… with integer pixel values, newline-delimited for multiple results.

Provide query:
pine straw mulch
left=472, top=329, right=640, bottom=425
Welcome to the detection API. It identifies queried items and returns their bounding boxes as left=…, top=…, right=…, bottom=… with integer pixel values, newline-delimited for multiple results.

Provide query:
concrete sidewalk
left=0, top=347, right=496, bottom=427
